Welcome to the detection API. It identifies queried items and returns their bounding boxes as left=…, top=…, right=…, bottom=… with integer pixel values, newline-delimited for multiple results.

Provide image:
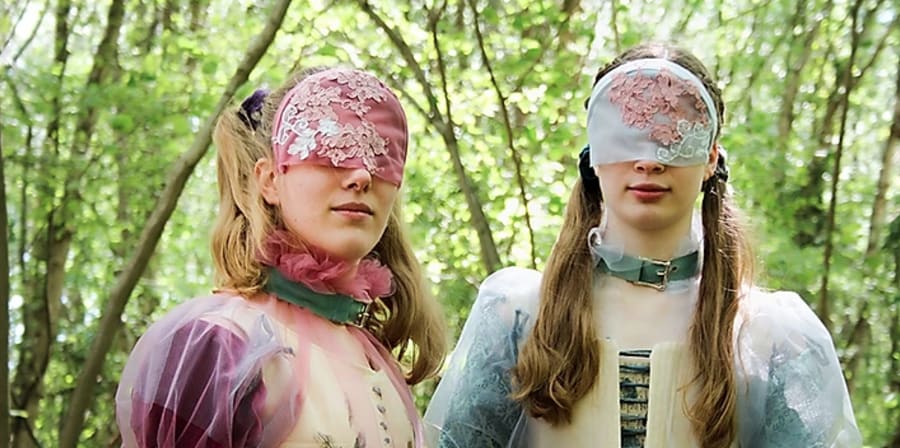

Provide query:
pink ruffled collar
left=258, top=230, right=393, bottom=303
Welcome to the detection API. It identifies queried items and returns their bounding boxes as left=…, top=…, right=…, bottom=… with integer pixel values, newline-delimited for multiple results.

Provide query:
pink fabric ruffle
left=258, top=230, right=393, bottom=303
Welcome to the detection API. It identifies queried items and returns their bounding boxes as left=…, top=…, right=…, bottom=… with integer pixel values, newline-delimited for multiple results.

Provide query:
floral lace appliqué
left=656, top=120, right=713, bottom=164
left=283, top=117, right=316, bottom=159
left=607, top=69, right=713, bottom=163
left=274, top=70, right=394, bottom=174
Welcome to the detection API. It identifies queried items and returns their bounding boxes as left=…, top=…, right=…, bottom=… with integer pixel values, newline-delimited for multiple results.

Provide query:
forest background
left=1, top=0, right=898, bottom=446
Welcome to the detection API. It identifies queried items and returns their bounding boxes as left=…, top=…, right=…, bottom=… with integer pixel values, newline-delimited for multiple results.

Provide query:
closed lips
left=628, top=183, right=669, bottom=191
left=332, top=202, right=373, bottom=215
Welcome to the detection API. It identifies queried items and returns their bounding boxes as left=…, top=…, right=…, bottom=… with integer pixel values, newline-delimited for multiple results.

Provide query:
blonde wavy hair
left=210, top=67, right=446, bottom=384
left=512, top=44, right=752, bottom=447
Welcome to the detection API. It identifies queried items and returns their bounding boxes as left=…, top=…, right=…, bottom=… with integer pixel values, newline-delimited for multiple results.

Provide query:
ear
left=255, top=158, right=280, bottom=206
left=704, top=143, right=720, bottom=181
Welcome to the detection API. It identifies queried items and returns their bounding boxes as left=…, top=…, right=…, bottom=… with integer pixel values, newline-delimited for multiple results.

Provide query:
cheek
left=374, top=184, right=400, bottom=209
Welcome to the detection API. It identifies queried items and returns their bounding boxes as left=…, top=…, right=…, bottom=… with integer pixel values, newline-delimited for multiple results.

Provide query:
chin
left=626, top=213, right=680, bottom=232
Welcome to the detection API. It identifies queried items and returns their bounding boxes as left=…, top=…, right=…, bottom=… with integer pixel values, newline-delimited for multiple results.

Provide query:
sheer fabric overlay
left=117, top=293, right=421, bottom=447
left=424, top=267, right=861, bottom=448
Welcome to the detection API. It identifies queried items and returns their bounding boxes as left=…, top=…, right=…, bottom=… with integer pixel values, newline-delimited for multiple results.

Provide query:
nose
left=633, top=159, right=665, bottom=174
left=343, top=168, right=372, bottom=192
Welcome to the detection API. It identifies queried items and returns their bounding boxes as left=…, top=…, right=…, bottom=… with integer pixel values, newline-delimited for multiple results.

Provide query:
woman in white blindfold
left=423, top=43, right=861, bottom=448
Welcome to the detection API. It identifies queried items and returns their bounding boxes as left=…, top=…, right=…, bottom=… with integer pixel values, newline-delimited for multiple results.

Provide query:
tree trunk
left=0, top=92, right=12, bottom=448
left=9, top=1, right=71, bottom=446
left=57, top=2, right=293, bottom=445
left=815, top=0, right=892, bottom=332
left=866, top=57, right=899, bottom=256
left=889, top=215, right=900, bottom=447
left=11, top=223, right=71, bottom=448
left=774, top=0, right=830, bottom=188
left=792, top=71, right=841, bottom=248
left=841, top=301, right=870, bottom=396
left=816, top=80, right=853, bottom=331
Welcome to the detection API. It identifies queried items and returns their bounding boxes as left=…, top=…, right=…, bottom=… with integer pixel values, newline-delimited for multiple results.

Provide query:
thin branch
left=468, top=0, right=536, bottom=269
left=673, top=0, right=696, bottom=35
left=726, top=7, right=758, bottom=101
left=384, top=73, right=431, bottom=123
left=0, top=2, right=29, bottom=55
left=0, top=73, right=10, bottom=448
left=610, top=0, right=621, bottom=54
left=10, top=1, right=49, bottom=67
left=853, top=13, right=899, bottom=84
left=719, top=0, right=776, bottom=25
left=512, top=12, right=572, bottom=93
left=355, top=0, right=446, bottom=132
left=866, top=55, right=900, bottom=256
left=428, top=0, right=453, bottom=135
left=3, top=75, right=32, bottom=283
left=817, top=0, right=865, bottom=330
left=355, top=0, right=501, bottom=272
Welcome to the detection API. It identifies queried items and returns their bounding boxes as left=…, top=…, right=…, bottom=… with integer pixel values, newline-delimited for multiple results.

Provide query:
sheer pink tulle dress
left=116, top=237, right=422, bottom=448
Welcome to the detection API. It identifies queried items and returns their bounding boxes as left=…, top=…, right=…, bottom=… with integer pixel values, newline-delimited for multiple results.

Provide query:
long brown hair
left=210, top=67, right=446, bottom=384
left=512, top=43, right=752, bottom=447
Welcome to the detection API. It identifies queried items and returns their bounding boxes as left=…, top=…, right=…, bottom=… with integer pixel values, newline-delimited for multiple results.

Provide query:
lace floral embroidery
left=607, top=69, right=712, bottom=163
left=657, top=120, right=713, bottom=164
left=273, top=70, right=393, bottom=173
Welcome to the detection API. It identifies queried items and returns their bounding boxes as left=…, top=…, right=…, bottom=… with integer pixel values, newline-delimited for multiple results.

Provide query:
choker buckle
left=352, top=302, right=372, bottom=328
left=632, top=258, right=672, bottom=291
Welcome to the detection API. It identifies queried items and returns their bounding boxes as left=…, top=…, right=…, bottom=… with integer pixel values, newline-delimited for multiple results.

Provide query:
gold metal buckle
left=352, top=302, right=372, bottom=328
left=632, top=258, right=672, bottom=291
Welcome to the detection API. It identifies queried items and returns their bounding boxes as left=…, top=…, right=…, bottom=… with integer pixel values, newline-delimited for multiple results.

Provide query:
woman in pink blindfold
left=425, top=44, right=860, bottom=447
left=116, top=67, right=446, bottom=447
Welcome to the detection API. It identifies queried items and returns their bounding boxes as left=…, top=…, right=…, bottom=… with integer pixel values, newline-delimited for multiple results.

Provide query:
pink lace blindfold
left=271, top=68, right=408, bottom=186
left=587, top=58, right=719, bottom=167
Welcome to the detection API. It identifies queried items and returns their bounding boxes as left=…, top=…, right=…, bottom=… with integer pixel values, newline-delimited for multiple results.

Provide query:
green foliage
left=2, top=0, right=898, bottom=445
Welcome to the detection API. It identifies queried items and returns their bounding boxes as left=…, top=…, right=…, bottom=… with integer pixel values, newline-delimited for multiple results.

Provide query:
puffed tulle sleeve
left=734, top=289, right=862, bottom=448
left=116, top=295, right=299, bottom=448
left=423, top=267, right=542, bottom=448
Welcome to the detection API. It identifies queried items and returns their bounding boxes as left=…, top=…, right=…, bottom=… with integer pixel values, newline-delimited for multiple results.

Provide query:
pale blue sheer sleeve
left=424, top=268, right=541, bottom=448
left=735, top=290, right=862, bottom=448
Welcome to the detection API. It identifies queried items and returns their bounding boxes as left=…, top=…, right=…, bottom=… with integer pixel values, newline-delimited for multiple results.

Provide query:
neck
left=333, top=261, right=360, bottom=286
left=258, top=230, right=393, bottom=302
left=602, top=215, right=696, bottom=260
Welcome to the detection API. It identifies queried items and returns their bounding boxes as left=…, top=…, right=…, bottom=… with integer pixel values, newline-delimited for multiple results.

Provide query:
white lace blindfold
left=587, top=58, right=718, bottom=167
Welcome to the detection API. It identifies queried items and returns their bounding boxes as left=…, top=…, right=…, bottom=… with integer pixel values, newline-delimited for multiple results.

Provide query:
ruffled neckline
left=257, top=230, right=393, bottom=303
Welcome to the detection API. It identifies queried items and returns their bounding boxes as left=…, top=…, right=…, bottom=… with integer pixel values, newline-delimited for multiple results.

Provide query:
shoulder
left=123, top=293, right=286, bottom=378
left=117, top=294, right=282, bottom=447
left=733, top=286, right=840, bottom=378
left=142, top=293, right=272, bottom=337
left=735, top=287, right=833, bottom=349
left=475, top=267, right=542, bottom=318
left=462, top=267, right=542, bottom=341
left=733, top=289, right=862, bottom=446
left=127, top=294, right=256, bottom=358
left=120, top=292, right=291, bottom=396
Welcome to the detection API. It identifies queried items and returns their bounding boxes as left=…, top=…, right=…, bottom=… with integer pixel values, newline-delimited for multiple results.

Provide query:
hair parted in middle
left=511, top=43, right=752, bottom=448
left=210, top=66, right=446, bottom=384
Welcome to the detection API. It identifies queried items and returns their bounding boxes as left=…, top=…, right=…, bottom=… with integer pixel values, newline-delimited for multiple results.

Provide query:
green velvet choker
left=595, top=249, right=700, bottom=291
left=263, top=268, right=371, bottom=327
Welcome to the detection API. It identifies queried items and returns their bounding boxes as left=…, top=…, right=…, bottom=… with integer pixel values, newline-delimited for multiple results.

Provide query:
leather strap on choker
left=595, top=250, right=700, bottom=291
left=264, top=268, right=372, bottom=327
